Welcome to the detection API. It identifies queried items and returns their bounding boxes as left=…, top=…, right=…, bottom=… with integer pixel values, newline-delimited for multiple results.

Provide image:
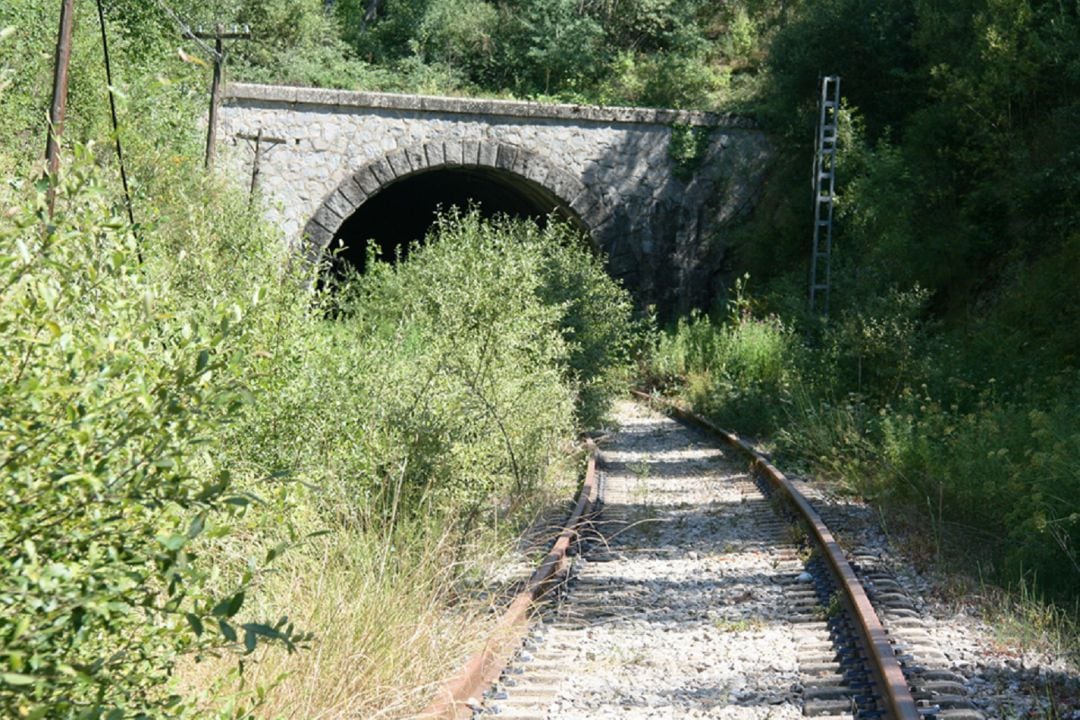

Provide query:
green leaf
left=244, top=627, right=256, bottom=654
left=218, top=619, right=237, bottom=643
left=195, top=349, right=210, bottom=373
left=159, top=533, right=186, bottom=551
left=265, top=541, right=289, bottom=564
left=227, top=590, right=245, bottom=616
left=12, top=615, right=29, bottom=640
left=212, top=590, right=245, bottom=618
left=185, top=613, right=204, bottom=637
left=187, top=513, right=206, bottom=539
left=1, top=672, right=37, bottom=685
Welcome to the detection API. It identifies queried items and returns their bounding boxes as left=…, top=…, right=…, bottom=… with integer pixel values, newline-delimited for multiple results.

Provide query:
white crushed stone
left=481, top=399, right=1079, bottom=719
left=532, top=400, right=805, bottom=719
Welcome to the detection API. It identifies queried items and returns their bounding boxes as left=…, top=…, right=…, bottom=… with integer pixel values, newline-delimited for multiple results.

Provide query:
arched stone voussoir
left=494, top=142, right=519, bottom=172
left=521, top=154, right=552, bottom=185
left=504, top=145, right=549, bottom=185
left=303, top=140, right=596, bottom=263
left=403, top=145, right=427, bottom=173
left=543, top=168, right=588, bottom=209
left=476, top=140, right=499, bottom=168
left=336, top=174, right=368, bottom=208
left=352, top=166, right=381, bottom=196
left=385, top=148, right=412, bottom=178
left=302, top=216, right=334, bottom=260
left=323, top=186, right=357, bottom=220
left=308, top=202, right=345, bottom=237
left=423, top=141, right=445, bottom=168
left=368, top=156, right=395, bottom=186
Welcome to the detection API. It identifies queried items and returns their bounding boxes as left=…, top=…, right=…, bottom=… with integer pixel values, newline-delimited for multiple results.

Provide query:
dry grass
left=171, top=447, right=582, bottom=719
left=171, top=464, right=582, bottom=719
left=173, top=522, right=503, bottom=719
left=978, top=581, right=1080, bottom=671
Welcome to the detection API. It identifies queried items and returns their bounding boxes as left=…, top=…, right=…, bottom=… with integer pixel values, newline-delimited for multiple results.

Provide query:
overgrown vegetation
left=637, top=0, right=1080, bottom=621
left=0, top=0, right=781, bottom=117
left=3, top=0, right=1078, bottom=712
left=328, top=0, right=777, bottom=107
left=0, top=156, right=308, bottom=719
left=1, top=155, right=633, bottom=716
left=1, top=1, right=641, bottom=715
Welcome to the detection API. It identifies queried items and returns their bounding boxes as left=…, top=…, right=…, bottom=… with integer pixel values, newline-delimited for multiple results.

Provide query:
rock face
left=219, top=83, right=771, bottom=312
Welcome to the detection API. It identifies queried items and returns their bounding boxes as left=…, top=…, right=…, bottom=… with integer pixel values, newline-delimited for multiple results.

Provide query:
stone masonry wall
left=218, top=83, right=771, bottom=311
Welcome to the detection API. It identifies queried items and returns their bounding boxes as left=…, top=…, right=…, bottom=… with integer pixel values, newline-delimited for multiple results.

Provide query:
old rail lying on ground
left=632, top=389, right=920, bottom=720
left=419, top=442, right=600, bottom=720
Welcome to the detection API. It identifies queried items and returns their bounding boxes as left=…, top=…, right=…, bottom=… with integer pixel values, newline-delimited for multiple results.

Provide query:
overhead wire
left=148, top=0, right=221, bottom=60
left=95, top=0, right=227, bottom=254
left=95, top=0, right=137, bottom=241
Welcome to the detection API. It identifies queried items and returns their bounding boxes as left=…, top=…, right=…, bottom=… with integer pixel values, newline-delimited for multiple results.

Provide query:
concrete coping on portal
left=223, top=82, right=758, bottom=129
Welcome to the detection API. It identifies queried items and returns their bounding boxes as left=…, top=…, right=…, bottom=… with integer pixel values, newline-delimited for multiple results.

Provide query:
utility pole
left=45, top=0, right=76, bottom=217
left=187, top=24, right=250, bottom=170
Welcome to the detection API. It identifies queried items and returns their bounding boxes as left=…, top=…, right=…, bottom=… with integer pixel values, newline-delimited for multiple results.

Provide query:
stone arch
left=300, top=140, right=611, bottom=265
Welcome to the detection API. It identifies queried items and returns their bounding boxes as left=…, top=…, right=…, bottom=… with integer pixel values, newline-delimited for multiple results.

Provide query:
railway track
left=421, top=397, right=988, bottom=720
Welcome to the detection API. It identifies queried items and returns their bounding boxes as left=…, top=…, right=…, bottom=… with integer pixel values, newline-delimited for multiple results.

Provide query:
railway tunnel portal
left=218, top=83, right=771, bottom=311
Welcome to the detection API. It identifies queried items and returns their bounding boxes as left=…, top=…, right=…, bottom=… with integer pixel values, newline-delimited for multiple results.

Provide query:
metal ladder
left=809, top=75, right=840, bottom=316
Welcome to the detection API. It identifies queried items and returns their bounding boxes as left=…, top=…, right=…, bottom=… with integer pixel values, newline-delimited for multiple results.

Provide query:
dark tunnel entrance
left=330, top=166, right=585, bottom=276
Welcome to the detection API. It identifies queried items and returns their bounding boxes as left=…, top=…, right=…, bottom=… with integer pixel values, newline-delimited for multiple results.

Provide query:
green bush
left=309, top=211, right=633, bottom=522
left=0, top=156, right=635, bottom=716
left=645, top=275, right=1080, bottom=602
left=873, top=382, right=1080, bottom=596
left=173, top=209, right=636, bottom=714
left=0, top=159, right=303, bottom=719
left=822, top=285, right=931, bottom=400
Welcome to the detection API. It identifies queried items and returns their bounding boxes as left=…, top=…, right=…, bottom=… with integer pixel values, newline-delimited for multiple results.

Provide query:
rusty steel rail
left=631, top=390, right=920, bottom=720
left=420, top=441, right=600, bottom=719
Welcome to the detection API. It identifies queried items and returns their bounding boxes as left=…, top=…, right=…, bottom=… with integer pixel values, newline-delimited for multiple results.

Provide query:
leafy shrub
left=0, top=159, right=302, bottom=719
left=872, top=381, right=1080, bottom=596
left=0, top=153, right=634, bottom=717
left=532, top=225, right=637, bottom=428
left=822, top=285, right=930, bottom=400
left=313, top=211, right=633, bottom=521
left=161, top=210, right=635, bottom=716
left=669, top=124, right=713, bottom=180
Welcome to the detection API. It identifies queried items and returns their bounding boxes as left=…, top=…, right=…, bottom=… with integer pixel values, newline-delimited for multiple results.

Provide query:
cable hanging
left=96, top=0, right=137, bottom=239
left=148, top=0, right=220, bottom=60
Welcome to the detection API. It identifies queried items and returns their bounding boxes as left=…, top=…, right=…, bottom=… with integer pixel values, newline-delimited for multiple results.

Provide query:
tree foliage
left=654, top=0, right=1080, bottom=603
